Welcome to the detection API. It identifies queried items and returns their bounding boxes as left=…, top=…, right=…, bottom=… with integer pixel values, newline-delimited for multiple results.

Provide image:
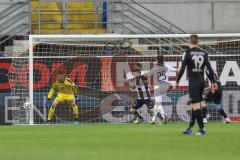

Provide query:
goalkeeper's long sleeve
left=72, top=84, right=79, bottom=95
left=68, top=81, right=79, bottom=95
left=47, top=88, right=55, bottom=99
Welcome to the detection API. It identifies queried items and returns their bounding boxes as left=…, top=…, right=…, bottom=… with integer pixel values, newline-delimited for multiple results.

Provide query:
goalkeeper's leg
left=47, top=100, right=60, bottom=123
left=70, top=99, right=79, bottom=124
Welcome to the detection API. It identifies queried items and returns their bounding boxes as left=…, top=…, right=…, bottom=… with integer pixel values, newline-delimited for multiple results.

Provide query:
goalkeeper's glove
left=44, top=98, right=51, bottom=108
left=75, top=95, right=80, bottom=103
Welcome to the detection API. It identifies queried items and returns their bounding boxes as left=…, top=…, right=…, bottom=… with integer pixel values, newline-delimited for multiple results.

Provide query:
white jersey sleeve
left=144, top=67, right=156, bottom=77
left=165, top=64, right=177, bottom=72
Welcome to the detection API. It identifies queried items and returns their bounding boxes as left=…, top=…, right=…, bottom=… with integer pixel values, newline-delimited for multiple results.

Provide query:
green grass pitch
left=0, top=123, right=239, bottom=160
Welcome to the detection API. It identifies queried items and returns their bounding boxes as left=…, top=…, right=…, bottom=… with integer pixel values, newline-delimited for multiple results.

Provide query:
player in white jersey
left=145, top=55, right=178, bottom=124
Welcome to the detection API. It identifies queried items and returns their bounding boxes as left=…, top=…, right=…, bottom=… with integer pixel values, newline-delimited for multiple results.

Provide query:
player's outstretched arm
left=116, top=77, right=137, bottom=90
left=117, top=77, right=136, bottom=83
left=166, top=64, right=178, bottom=73
left=174, top=53, right=188, bottom=89
left=142, top=67, right=155, bottom=78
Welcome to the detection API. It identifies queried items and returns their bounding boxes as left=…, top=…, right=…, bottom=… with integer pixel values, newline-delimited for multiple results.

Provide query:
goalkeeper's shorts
left=55, top=94, right=75, bottom=102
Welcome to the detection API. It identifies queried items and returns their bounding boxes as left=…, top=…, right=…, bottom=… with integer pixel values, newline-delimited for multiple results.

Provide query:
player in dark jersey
left=201, top=71, right=231, bottom=124
left=129, top=63, right=154, bottom=124
left=175, top=34, right=216, bottom=135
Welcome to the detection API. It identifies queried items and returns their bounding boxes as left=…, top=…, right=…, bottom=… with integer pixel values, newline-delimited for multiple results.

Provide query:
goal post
left=8, top=33, right=240, bottom=124
left=29, top=36, right=34, bottom=125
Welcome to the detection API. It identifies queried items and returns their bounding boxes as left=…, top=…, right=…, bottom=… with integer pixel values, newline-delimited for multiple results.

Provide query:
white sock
left=226, top=117, right=231, bottom=121
left=157, top=105, right=164, bottom=116
left=152, top=105, right=159, bottom=121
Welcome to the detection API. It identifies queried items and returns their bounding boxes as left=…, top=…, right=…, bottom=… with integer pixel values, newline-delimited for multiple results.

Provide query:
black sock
left=157, top=112, right=163, bottom=120
left=195, top=109, right=204, bottom=130
left=133, top=111, right=137, bottom=119
left=218, top=108, right=228, bottom=118
left=202, top=107, right=207, bottom=119
left=134, top=110, right=143, bottom=120
left=187, top=109, right=195, bottom=130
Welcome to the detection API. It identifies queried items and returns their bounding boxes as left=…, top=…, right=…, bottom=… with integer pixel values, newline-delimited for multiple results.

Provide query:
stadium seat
left=31, top=1, right=106, bottom=34
left=67, top=28, right=107, bottom=34
left=31, top=1, right=63, bottom=33
left=66, top=2, right=106, bottom=33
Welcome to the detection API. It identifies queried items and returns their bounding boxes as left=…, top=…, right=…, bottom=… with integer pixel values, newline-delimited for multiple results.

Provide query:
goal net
left=7, top=34, right=240, bottom=124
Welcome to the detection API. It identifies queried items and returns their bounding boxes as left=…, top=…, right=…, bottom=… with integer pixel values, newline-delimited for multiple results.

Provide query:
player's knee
left=148, top=108, right=154, bottom=113
left=129, top=108, right=136, bottom=113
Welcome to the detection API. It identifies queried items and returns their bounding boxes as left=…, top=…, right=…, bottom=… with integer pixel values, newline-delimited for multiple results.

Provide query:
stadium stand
left=31, top=1, right=106, bottom=34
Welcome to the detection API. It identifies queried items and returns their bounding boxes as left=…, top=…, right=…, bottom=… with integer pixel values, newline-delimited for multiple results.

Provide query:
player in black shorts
left=129, top=63, right=154, bottom=124
left=201, top=71, right=231, bottom=124
left=175, top=34, right=216, bottom=135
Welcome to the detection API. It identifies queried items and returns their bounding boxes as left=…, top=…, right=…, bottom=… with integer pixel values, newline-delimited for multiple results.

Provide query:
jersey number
left=192, top=55, right=204, bottom=69
left=157, top=72, right=166, bottom=82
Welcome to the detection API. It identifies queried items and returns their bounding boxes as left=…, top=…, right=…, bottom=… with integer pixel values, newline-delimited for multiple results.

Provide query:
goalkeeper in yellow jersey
left=45, top=71, right=79, bottom=124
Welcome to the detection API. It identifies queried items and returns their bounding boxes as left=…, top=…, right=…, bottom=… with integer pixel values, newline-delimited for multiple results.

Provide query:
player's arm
left=71, top=81, right=79, bottom=95
left=117, top=77, right=136, bottom=83
left=117, top=77, right=138, bottom=90
left=143, top=68, right=154, bottom=77
left=204, top=54, right=218, bottom=93
left=72, top=82, right=80, bottom=102
left=166, top=64, right=177, bottom=72
left=71, top=82, right=79, bottom=95
left=66, top=78, right=80, bottom=103
left=129, top=79, right=136, bottom=90
left=176, top=52, right=188, bottom=85
left=47, top=83, right=57, bottom=99
left=45, top=83, right=57, bottom=108
left=204, top=86, right=211, bottom=93
left=142, top=75, right=149, bottom=85
left=204, top=85, right=211, bottom=92
left=206, top=70, right=219, bottom=94
left=166, top=64, right=179, bottom=77
left=66, top=78, right=79, bottom=95
left=205, top=54, right=215, bottom=83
